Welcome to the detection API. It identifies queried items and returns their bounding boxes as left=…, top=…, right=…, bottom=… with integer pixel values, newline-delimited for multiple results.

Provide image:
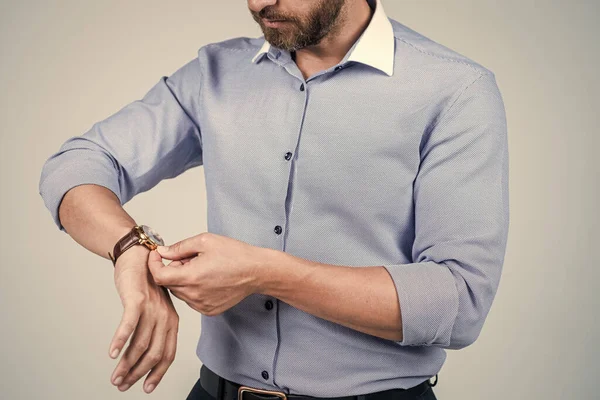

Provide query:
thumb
left=146, top=250, right=164, bottom=279
left=156, top=238, right=199, bottom=260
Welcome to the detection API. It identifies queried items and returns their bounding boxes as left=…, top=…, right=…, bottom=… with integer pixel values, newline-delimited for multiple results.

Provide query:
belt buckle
left=238, top=385, right=287, bottom=400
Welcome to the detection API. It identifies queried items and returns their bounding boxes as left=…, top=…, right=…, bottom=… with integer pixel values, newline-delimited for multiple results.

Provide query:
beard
left=250, top=0, right=346, bottom=52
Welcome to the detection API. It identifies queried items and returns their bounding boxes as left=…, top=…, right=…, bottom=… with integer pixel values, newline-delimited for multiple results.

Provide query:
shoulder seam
left=393, top=35, right=484, bottom=74
left=426, top=71, right=489, bottom=134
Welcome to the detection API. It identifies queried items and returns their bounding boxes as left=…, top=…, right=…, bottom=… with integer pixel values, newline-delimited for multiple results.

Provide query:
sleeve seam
left=163, top=74, right=201, bottom=136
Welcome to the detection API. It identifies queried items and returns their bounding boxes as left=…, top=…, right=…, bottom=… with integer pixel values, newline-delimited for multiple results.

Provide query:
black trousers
left=185, top=376, right=438, bottom=400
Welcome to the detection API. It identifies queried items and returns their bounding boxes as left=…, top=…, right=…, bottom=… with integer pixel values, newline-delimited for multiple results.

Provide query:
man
left=38, top=0, right=509, bottom=399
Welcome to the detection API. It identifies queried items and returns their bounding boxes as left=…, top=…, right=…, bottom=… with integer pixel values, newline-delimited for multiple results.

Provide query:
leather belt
left=200, top=364, right=435, bottom=400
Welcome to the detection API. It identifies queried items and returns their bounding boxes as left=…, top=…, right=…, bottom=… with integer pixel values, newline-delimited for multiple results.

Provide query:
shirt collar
left=250, top=0, right=395, bottom=76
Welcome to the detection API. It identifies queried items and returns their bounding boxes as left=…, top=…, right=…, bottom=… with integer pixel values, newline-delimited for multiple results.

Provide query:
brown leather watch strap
left=108, top=227, right=141, bottom=267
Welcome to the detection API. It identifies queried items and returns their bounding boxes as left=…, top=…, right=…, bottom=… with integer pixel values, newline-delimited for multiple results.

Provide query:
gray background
left=1, top=0, right=598, bottom=399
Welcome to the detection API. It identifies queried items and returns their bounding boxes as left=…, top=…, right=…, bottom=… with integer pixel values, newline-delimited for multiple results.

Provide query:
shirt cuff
left=38, top=154, right=122, bottom=232
left=382, top=261, right=459, bottom=347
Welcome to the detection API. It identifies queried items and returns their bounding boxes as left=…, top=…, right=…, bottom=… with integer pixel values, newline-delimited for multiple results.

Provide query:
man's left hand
left=147, top=232, right=269, bottom=316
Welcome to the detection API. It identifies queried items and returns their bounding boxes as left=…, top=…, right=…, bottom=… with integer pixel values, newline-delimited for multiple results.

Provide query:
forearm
left=258, top=250, right=403, bottom=342
left=58, top=184, right=137, bottom=260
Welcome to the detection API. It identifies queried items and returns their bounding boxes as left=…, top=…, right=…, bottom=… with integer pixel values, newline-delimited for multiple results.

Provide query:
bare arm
left=260, top=251, right=403, bottom=341
left=58, top=184, right=137, bottom=260
left=39, top=55, right=205, bottom=393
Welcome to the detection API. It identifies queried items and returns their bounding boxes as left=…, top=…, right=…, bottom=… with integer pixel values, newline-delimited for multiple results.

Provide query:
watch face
left=140, top=225, right=164, bottom=246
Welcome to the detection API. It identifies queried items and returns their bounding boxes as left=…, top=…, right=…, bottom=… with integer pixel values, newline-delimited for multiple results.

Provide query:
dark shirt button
left=274, top=225, right=282, bottom=235
left=299, top=83, right=305, bottom=91
left=284, top=152, right=292, bottom=160
left=334, top=65, right=343, bottom=71
left=262, top=370, right=269, bottom=380
left=265, top=300, right=273, bottom=310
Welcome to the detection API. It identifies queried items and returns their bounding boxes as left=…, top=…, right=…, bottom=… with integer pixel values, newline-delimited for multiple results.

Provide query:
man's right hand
left=108, top=245, right=179, bottom=394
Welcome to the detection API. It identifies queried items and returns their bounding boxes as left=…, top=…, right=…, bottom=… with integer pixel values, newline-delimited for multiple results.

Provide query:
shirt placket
left=261, top=49, right=350, bottom=392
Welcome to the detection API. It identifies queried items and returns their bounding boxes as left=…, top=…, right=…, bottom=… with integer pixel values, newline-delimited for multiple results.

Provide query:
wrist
left=114, top=245, right=151, bottom=270
left=109, top=224, right=164, bottom=268
left=255, top=249, right=287, bottom=296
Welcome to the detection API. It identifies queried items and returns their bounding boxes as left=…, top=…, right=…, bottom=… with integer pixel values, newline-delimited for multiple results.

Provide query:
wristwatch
left=108, top=225, right=165, bottom=267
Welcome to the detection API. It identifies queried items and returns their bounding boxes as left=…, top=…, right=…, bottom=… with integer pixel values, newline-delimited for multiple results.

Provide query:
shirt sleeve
left=38, top=54, right=204, bottom=232
left=382, top=71, right=509, bottom=349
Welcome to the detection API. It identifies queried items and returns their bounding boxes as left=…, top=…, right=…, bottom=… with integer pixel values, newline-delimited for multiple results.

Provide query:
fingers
left=166, top=256, right=194, bottom=268
left=143, top=326, right=179, bottom=394
left=110, top=312, right=154, bottom=390
left=173, top=255, right=195, bottom=265
left=108, top=298, right=142, bottom=360
left=149, top=249, right=194, bottom=269
left=147, top=248, right=166, bottom=270
left=117, top=318, right=169, bottom=393
left=156, top=233, right=206, bottom=260
left=147, top=250, right=189, bottom=287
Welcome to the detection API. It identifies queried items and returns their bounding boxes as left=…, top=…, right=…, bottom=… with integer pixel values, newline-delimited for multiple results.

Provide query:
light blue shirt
left=39, top=0, right=509, bottom=396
